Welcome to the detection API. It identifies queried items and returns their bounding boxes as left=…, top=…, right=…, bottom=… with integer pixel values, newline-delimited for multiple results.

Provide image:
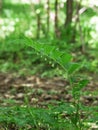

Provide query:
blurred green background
left=0, top=0, right=98, bottom=77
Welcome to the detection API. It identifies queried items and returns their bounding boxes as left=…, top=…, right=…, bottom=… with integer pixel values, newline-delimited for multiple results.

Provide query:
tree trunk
left=54, top=0, right=58, bottom=37
left=76, top=0, right=85, bottom=53
left=46, top=0, right=50, bottom=36
left=36, top=13, right=41, bottom=38
left=36, top=0, right=41, bottom=39
left=65, top=0, right=73, bottom=27
left=0, top=0, right=2, bottom=12
left=71, top=1, right=80, bottom=43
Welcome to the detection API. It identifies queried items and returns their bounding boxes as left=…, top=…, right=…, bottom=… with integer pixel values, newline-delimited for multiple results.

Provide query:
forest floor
left=0, top=73, right=98, bottom=107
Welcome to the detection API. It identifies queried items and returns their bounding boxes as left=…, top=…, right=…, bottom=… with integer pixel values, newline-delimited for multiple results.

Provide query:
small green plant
left=25, top=37, right=89, bottom=129
left=0, top=37, right=98, bottom=130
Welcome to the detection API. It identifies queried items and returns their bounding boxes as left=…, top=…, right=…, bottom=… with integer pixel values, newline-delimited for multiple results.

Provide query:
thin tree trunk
left=0, top=0, right=2, bottom=12
left=77, top=0, right=85, bottom=53
left=54, top=0, right=58, bottom=37
left=65, top=0, right=73, bottom=27
left=46, top=0, right=50, bottom=36
left=37, top=13, right=41, bottom=38
left=36, top=0, right=41, bottom=39
left=71, top=1, right=80, bottom=43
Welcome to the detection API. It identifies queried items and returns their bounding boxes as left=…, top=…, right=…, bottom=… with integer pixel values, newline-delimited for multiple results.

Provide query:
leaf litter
left=0, top=73, right=98, bottom=107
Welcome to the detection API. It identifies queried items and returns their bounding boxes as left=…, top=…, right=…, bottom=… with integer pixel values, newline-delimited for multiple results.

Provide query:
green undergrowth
left=0, top=0, right=98, bottom=76
left=0, top=37, right=62, bottom=76
left=0, top=37, right=97, bottom=77
left=0, top=103, right=98, bottom=130
left=0, top=38, right=98, bottom=130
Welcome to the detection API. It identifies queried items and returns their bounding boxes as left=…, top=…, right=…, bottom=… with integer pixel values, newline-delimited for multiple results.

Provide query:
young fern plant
left=25, top=37, right=88, bottom=130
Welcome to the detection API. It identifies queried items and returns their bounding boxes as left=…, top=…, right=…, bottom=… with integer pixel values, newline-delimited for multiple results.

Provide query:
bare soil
left=0, top=73, right=98, bottom=107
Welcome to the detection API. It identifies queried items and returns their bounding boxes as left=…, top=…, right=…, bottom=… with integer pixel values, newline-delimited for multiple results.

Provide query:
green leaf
left=73, top=79, right=89, bottom=96
left=24, top=37, right=81, bottom=74
left=67, top=63, right=81, bottom=74
left=43, top=45, right=56, bottom=55
left=59, top=53, right=72, bottom=67
left=50, top=49, right=62, bottom=60
left=78, top=79, right=89, bottom=89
